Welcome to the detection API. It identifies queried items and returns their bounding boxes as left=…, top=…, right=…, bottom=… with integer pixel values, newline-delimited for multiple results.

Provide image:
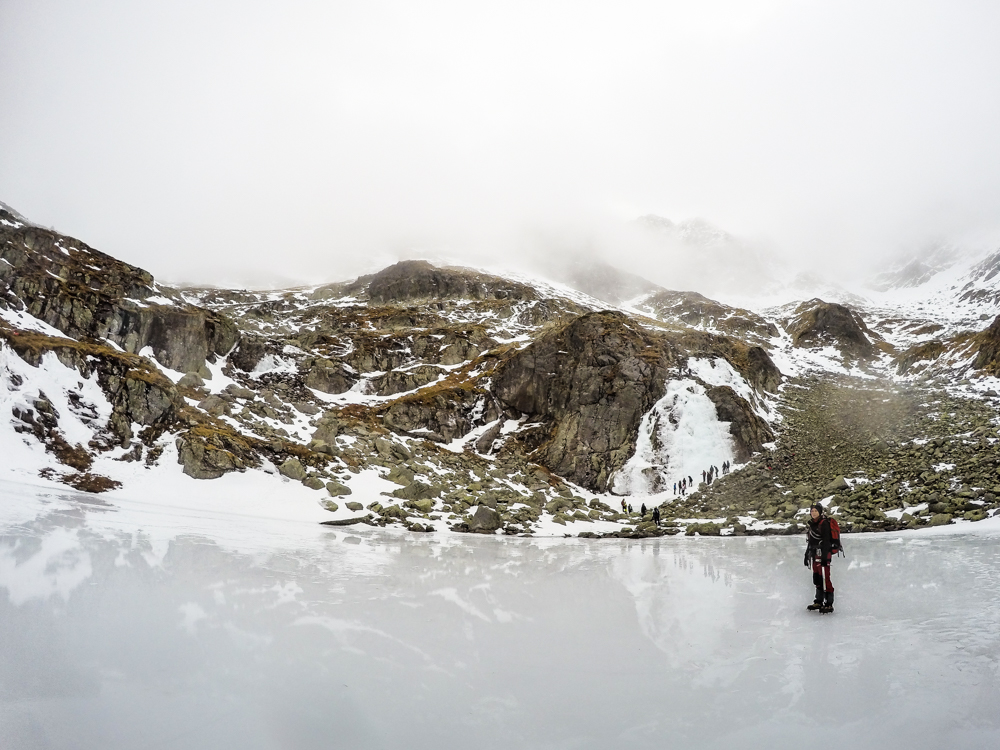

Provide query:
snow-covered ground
left=2, top=480, right=998, bottom=749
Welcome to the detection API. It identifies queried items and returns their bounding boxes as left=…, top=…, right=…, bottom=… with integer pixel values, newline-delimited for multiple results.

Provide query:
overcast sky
left=2, top=0, right=1000, bottom=289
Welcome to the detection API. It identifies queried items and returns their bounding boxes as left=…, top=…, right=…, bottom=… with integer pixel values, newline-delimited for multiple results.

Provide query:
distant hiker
left=688, top=475, right=693, bottom=486
left=652, top=507, right=660, bottom=526
left=641, top=503, right=647, bottom=517
left=702, top=470, right=706, bottom=482
left=621, top=499, right=627, bottom=513
left=804, top=504, right=843, bottom=614
left=673, top=481, right=677, bottom=495
left=627, top=503, right=633, bottom=514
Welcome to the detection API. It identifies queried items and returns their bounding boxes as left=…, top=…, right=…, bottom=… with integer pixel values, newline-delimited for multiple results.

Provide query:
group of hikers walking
left=672, top=460, right=731, bottom=496
left=618, top=500, right=663, bottom=527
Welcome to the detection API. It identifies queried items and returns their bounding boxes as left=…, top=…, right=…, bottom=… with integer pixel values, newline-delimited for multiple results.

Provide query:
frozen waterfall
left=612, top=377, right=736, bottom=496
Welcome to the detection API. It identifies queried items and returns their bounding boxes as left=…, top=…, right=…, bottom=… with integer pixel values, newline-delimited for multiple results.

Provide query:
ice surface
left=2, top=480, right=999, bottom=749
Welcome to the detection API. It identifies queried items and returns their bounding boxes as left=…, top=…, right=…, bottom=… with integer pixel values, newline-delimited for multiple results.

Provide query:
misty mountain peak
left=636, top=214, right=733, bottom=247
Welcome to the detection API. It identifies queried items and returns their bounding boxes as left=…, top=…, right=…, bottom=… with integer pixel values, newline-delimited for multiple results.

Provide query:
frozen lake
left=2, top=480, right=999, bottom=750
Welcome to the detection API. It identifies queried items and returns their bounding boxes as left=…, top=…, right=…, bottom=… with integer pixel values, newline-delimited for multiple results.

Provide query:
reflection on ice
left=1, top=480, right=999, bottom=749
left=0, top=527, right=92, bottom=606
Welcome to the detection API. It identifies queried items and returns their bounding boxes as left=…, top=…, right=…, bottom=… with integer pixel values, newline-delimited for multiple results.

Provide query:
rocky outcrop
left=896, top=340, right=946, bottom=375
left=639, top=290, right=779, bottom=341
left=228, top=335, right=269, bottom=372
left=0, top=206, right=238, bottom=374
left=176, top=425, right=259, bottom=479
left=972, top=315, right=1000, bottom=374
left=366, top=260, right=536, bottom=304
left=1, top=324, right=178, bottom=445
left=676, top=332, right=782, bottom=394
left=785, top=299, right=877, bottom=360
left=369, top=365, right=443, bottom=396
left=493, top=311, right=681, bottom=492
left=704, top=386, right=774, bottom=460
left=300, top=357, right=358, bottom=394
left=382, top=385, right=500, bottom=443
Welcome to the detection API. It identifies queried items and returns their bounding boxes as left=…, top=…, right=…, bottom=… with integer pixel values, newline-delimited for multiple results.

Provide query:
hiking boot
left=806, top=587, right=824, bottom=610
left=819, top=591, right=835, bottom=614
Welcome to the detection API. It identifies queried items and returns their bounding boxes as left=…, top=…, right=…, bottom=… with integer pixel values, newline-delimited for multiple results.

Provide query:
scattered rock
left=391, top=481, right=439, bottom=501
left=467, top=504, right=501, bottom=532
left=406, top=498, right=434, bottom=514
left=825, top=476, right=850, bottom=493
left=303, top=475, right=326, bottom=490
left=278, top=458, right=308, bottom=481
left=320, top=515, right=371, bottom=526
left=326, top=481, right=352, bottom=496
left=178, top=372, right=204, bottom=389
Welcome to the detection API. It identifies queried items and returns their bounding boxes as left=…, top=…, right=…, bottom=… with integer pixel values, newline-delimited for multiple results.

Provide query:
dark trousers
left=812, top=557, right=833, bottom=593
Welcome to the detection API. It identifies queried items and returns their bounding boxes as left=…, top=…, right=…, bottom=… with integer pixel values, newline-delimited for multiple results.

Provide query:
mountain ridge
left=3, top=201, right=1000, bottom=537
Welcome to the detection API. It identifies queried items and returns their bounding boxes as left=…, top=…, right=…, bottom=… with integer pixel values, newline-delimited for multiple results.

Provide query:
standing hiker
left=804, top=504, right=843, bottom=614
left=652, top=506, right=660, bottom=526
left=641, top=503, right=647, bottom=518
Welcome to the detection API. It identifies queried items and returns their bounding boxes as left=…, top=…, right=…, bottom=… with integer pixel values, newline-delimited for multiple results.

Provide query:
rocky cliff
left=1, top=205, right=237, bottom=374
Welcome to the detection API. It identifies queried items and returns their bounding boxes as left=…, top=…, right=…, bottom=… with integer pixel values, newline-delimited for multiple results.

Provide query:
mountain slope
left=3, top=202, right=1000, bottom=537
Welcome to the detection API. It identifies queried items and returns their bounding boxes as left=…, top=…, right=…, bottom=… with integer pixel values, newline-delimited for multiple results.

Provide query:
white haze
left=2, top=1, right=1000, bottom=291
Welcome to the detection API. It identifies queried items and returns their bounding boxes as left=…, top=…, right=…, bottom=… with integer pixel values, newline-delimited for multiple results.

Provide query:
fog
left=2, top=1, right=1000, bottom=290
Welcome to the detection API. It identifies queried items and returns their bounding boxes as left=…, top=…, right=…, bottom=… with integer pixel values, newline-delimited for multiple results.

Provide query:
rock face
left=494, top=311, right=680, bottom=491
left=1, top=326, right=178, bottom=445
left=785, top=299, right=876, bottom=360
left=493, top=312, right=780, bottom=492
left=704, top=386, right=774, bottom=461
left=972, top=315, right=1000, bottom=374
left=176, top=426, right=258, bottom=480
left=382, top=385, right=501, bottom=443
left=0, top=206, right=238, bottom=374
left=676, top=331, right=782, bottom=394
left=300, top=357, right=357, bottom=394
